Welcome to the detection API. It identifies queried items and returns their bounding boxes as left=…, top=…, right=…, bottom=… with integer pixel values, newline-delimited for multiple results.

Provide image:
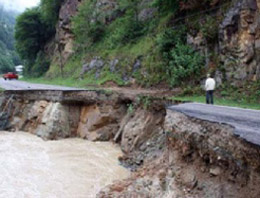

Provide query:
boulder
left=81, top=57, right=105, bottom=77
left=110, top=59, right=119, bottom=73
left=35, top=102, right=71, bottom=140
left=177, top=169, right=198, bottom=189
left=121, top=108, right=165, bottom=154
left=138, top=0, right=157, bottom=21
left=77, top=104, right=126, bottom=141
left=210, top=167, right=222, bottom=176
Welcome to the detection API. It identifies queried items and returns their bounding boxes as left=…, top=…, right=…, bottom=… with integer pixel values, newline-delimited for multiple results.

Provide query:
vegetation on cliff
left=55, top=0, right=231, bottom=88
left=15, top=0, right=64, bottom=77
left=15, top=0, right=260, bottom=105
left=69, top=0, right=207, bottom=87
left=16, top=0, right=210, bottom=85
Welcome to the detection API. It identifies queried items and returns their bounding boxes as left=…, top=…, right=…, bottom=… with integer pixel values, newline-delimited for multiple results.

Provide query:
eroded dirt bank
left=0, top=90, right=260, bottom=197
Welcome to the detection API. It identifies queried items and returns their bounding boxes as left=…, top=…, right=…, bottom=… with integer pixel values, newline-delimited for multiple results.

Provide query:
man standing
left=205, top=74, right=216, bottom=104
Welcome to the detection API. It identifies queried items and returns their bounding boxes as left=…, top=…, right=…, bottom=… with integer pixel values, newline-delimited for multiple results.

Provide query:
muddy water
left=0, top=132, right=129, bottom=198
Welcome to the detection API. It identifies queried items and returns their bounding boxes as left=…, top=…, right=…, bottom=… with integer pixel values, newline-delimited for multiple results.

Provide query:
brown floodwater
left=0, top=131, right=129, bottom=198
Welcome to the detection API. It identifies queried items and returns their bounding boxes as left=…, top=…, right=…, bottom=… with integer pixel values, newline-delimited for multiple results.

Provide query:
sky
left=0, top=0, right=40, bottom=12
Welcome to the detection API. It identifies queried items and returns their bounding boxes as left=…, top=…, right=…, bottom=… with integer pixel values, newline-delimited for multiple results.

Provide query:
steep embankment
left=1, top=90, right=260, bottom=197
left=99, top=109, right=260, bottom=197
left=41, top=0, right=260, bottom=89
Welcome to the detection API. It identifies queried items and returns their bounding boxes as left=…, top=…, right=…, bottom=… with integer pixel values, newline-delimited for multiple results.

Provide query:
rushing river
left=0, top=132, right=129, bottom=198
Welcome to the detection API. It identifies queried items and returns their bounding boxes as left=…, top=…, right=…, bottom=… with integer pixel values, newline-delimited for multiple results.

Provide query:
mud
left=0, top=131, right=129, bottom=198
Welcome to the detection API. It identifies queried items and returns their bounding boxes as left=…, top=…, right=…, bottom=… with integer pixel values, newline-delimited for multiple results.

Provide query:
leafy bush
left=167, top=43, right=204, bottom=86
left=72, top=0, right=105, bottom=47
left=200, top=15, right=219, bottom=42
left=153, top=0, right=179, bottom=14
left=30, top=52, right=50, bottom=77
left=73, top=0, right=145, bottom=50
left=156, top=27, right=186, bottom=53
left=40, top=0, right=64, bottom=29
left=105, top=10, right=145, bottom=49
left=155, top=27, right=204, bottom=86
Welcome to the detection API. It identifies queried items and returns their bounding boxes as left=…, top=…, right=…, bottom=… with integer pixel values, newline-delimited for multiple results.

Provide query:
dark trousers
left=206, top=90, right=214, bottom=104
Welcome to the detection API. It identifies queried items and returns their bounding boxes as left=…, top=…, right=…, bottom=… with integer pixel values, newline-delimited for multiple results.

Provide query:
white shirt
left=205, top=77, right=216, bottom=91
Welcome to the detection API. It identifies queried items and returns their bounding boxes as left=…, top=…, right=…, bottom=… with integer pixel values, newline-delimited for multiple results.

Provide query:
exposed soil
left=99, top=110, right=260, bottom=198
left=0, top=90, right=260, bottom=197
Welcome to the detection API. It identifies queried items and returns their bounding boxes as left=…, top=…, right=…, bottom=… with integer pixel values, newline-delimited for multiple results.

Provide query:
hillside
left=14, top=0, right=260, bottom=100
left=0, top=6, right=20, bottom=73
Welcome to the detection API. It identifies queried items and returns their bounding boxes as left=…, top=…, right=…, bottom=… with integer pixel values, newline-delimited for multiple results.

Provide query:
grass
left=22, top=77, right=89, bottom=88
left=171, top=95, right=260, bottom=110
left=81, top=69, right=126, bottom=86
left=22, top=69, right=126, bottom=88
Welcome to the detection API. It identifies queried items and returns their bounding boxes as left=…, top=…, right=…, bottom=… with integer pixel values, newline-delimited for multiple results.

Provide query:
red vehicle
left=3, top=72, right=19, bottom=80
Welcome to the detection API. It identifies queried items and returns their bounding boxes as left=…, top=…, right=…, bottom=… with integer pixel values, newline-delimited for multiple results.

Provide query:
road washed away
left=0, top=132, right=129, bottom=198
left=169, top=103, right=260, bottom=146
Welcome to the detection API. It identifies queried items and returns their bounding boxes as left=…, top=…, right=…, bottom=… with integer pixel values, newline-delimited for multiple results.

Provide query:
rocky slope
left=220, top=0, right=260, bottom=85
left=53, top=0, right=80, bottom=63
left=45, top=0, right=260, bottom=88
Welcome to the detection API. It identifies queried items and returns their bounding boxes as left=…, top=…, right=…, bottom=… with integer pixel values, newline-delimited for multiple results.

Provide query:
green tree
left=30, top=51, right=50, bottom=77
left=167, top=43, right=204, bottom=86
left=156, top=27, right=204, bottom=86
left=15, top=8, right=49, bottom=60
left=40, top=0, right=64, bottom=29
left=15, top=7, right=54, bottom=75
left=0, top=6, right=19, bottom=73
left=0, top=54, right=14, bottom=73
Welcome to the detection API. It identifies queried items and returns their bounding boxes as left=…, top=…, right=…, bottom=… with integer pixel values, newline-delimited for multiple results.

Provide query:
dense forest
left=0, top=5, right=20, bottom=73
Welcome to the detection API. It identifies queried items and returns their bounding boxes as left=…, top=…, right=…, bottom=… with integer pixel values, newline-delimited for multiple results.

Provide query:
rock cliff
left=220, top=0, right=260, bottom=84
left=46, top=0, right=260, bottom=87
left=53, top=0, right=81, bottom=63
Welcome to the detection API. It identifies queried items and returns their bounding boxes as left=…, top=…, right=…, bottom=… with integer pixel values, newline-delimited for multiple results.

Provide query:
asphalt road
left=1, top=78, right=259, bottom=145
left=169, top=103, right=260, bottom=146
left=0, top=78, right=82, bottom=90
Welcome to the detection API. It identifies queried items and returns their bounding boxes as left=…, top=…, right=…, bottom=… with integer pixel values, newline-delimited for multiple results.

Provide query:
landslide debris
left=98, top=110, right=260, bottom=198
